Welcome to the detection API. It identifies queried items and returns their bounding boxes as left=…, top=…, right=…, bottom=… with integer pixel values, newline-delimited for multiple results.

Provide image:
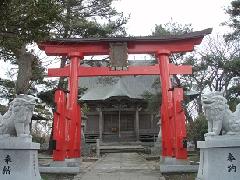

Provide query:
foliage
left=142, top=91, right=161, bottom=115
left=32, top=120, right=51, bottom=145
left=187, top=114, right=208, bottom=148
left=37, top=86, right=88, bottom=107
left=147, top=18, right=240, bottom=129
left=38, top=89, right=56, bottom=107
left=56, top=0, right=128, bottom=88
left=0, top=78, right=15, bottom=101
left=0, top=0, right=128, bottom=93
left=0, top=0, right=61, bottom=94
left=0, top=0, right=128, bottom=129
left=149, top=21, right=194, bottom=122
left=226, top=78, right=240, bottom=111
left=152, top=20, right=193, bottom=68
left=221, top=0, right=240, bottom=111
left=0, top=104, right=8, bottom=115
left=81, top=103, right=90, bottom=117
left=183, top=35, right=240, bottom=113
left=224, top=0, right=240, bottom=41
left=55, top=0, right=128, bottom=39
left=152, top=20, right=192, bottom=36
left=97, top=76, right=119, bottom=86
left=0, top=0, right=60, bottom=53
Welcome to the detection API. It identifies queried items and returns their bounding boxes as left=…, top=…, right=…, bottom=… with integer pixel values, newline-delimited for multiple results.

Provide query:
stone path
left=74, top=153, right=165, bottom=180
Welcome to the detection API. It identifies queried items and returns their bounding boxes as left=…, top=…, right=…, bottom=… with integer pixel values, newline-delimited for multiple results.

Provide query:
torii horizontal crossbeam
left=47, top=64, right=192, bottom=77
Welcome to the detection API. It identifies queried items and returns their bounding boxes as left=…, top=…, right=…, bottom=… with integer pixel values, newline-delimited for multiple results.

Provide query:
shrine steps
left=98, top=143, right=145, bottom=154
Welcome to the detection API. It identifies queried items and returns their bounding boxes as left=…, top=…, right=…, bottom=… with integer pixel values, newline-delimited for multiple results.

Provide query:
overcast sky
left=113, top=0, right=232, bottom=35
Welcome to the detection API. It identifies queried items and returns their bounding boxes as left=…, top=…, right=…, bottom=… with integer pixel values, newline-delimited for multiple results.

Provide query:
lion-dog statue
left=202, top=92, right=240, bottom=136
left=0, top=95, right=35, bottom=137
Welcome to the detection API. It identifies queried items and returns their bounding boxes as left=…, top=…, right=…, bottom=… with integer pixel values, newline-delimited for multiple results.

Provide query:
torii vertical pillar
left=158, top=51, right=174, bottom=157
left=158, top=51, right=188, bottom=159
left=173, top=88, right=187, bottom=159
left=66, top=52, right=82, bottom=158
left=53, top=89, right=66, bottom=161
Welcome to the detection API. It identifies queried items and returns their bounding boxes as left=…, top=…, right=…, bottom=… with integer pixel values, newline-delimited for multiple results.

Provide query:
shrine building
left=79, top=74, right=160, bottom=143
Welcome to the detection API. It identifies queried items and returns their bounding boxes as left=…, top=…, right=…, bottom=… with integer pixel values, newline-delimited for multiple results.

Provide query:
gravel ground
left=40, top=172, right=197, bottom=180
left=164, top=173, right=197, bottom=180
left=41, top=174, right=75, bottom=180
left=39, top=152, right=199, bottom=180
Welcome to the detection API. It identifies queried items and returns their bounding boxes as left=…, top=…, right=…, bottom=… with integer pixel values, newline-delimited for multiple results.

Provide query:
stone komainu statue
left=0, top=95, right=35, bottom=137
left=202, top=92, right=240, bottom=136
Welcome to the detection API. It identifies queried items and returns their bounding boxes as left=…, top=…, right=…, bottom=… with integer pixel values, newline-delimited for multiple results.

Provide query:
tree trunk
left=57, top=56, right=68, bottom=89
left=196, top=95, right=203, bottom=114
left=15, top=46, right=35, bottom=95
left=183, top=104, right=194, bottom=125
left=57, top=1, right=71, bottom=89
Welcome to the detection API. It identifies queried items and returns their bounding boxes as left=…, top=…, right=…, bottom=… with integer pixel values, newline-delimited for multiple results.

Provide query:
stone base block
left=160, top=164, right=199, bottom=173
left=0, top=137, right=41, bottom=180
left=160, top=156, right=197, bottom=173
left=46, top=158, right=81, bottom=174
left=160, top=157, right=198, bottom=173
left=39, top=166, right=80, bottom=174
left=65, top=158, right=81, bottom=167
left=50, top=158, right=81, bottom=167
left=197, top=136, right=240, bottom=180
left=160, top=156, right=190, bottom=165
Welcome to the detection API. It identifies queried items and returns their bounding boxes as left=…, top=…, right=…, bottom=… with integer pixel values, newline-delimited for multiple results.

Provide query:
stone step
left=99, top=145, right=145, bottom=153
left=101, top=141, right=142, bottom=146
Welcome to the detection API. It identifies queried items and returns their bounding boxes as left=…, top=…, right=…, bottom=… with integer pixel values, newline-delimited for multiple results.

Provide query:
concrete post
left=135, top=108, right=140, bottom=141
left=118, top=108, right=121, bottom=138
left=96, top=139, right=100, bottom=158
left=151, top=114, right=154, bottom=128
left=99, top=108, right=103, bottom=141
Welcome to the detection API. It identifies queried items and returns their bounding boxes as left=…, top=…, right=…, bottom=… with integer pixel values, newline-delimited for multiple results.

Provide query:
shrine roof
left=79, top=76, right=158, bottom=101
left=79, top=75, right=199, bottom=102
left=40, top=28, right=212, bottom=45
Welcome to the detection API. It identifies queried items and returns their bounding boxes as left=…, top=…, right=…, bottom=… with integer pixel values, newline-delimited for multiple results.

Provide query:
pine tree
left=0, top=0, right=60, bottom=94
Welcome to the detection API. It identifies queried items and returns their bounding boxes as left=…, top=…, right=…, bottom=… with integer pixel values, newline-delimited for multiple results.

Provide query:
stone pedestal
left=50, top=158, right=81, bottom=167
left=197, top=136, right=240, bottom=180
left=160, top=156, right=189, bottom=165
left=0, top=137, right=41, bottom=180
left=46, top=158, right=80, bottom=174
left=151, top=135, right=162, bottom=156
left=160, top=156, right=198, bottom=173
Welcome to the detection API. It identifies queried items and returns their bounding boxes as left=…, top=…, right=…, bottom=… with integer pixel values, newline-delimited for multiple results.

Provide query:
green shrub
left=187, top=114, right=208, bottom=149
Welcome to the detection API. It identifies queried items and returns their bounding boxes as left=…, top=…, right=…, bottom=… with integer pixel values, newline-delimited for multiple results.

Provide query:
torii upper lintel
left=39, top=28, right=212, bottom=56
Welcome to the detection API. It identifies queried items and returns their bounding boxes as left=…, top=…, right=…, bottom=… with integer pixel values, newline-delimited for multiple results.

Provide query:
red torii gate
left=39, top=28, right=211, bottom=161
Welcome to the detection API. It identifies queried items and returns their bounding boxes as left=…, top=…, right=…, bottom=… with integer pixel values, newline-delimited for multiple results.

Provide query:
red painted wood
left=169, top=64, right=192, bottom=75
left=67, top=54, right=81, bottom=158
left=40, top=38, right=203, bottom=56
left=75, top=104, right=81, bottom=157
left=53, top=90, right=67, bottom=161
left=157, top=53, right=173, bottom=157
left=168, top=91, right=176, bottom=157
left=48, top=64, right=192, bottom=77
left=48, top=66, right=70, bottom=77
left=173, top=88, right=188, bottom=159
left=40, top=33, right=211, bottom=161
left=77, top=65, right=160, bottom=77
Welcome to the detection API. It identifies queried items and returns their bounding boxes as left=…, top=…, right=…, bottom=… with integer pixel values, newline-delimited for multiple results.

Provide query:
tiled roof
left=80, top=75, right=159, bottom=101
left=41, top=28, right=212, bottom=45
